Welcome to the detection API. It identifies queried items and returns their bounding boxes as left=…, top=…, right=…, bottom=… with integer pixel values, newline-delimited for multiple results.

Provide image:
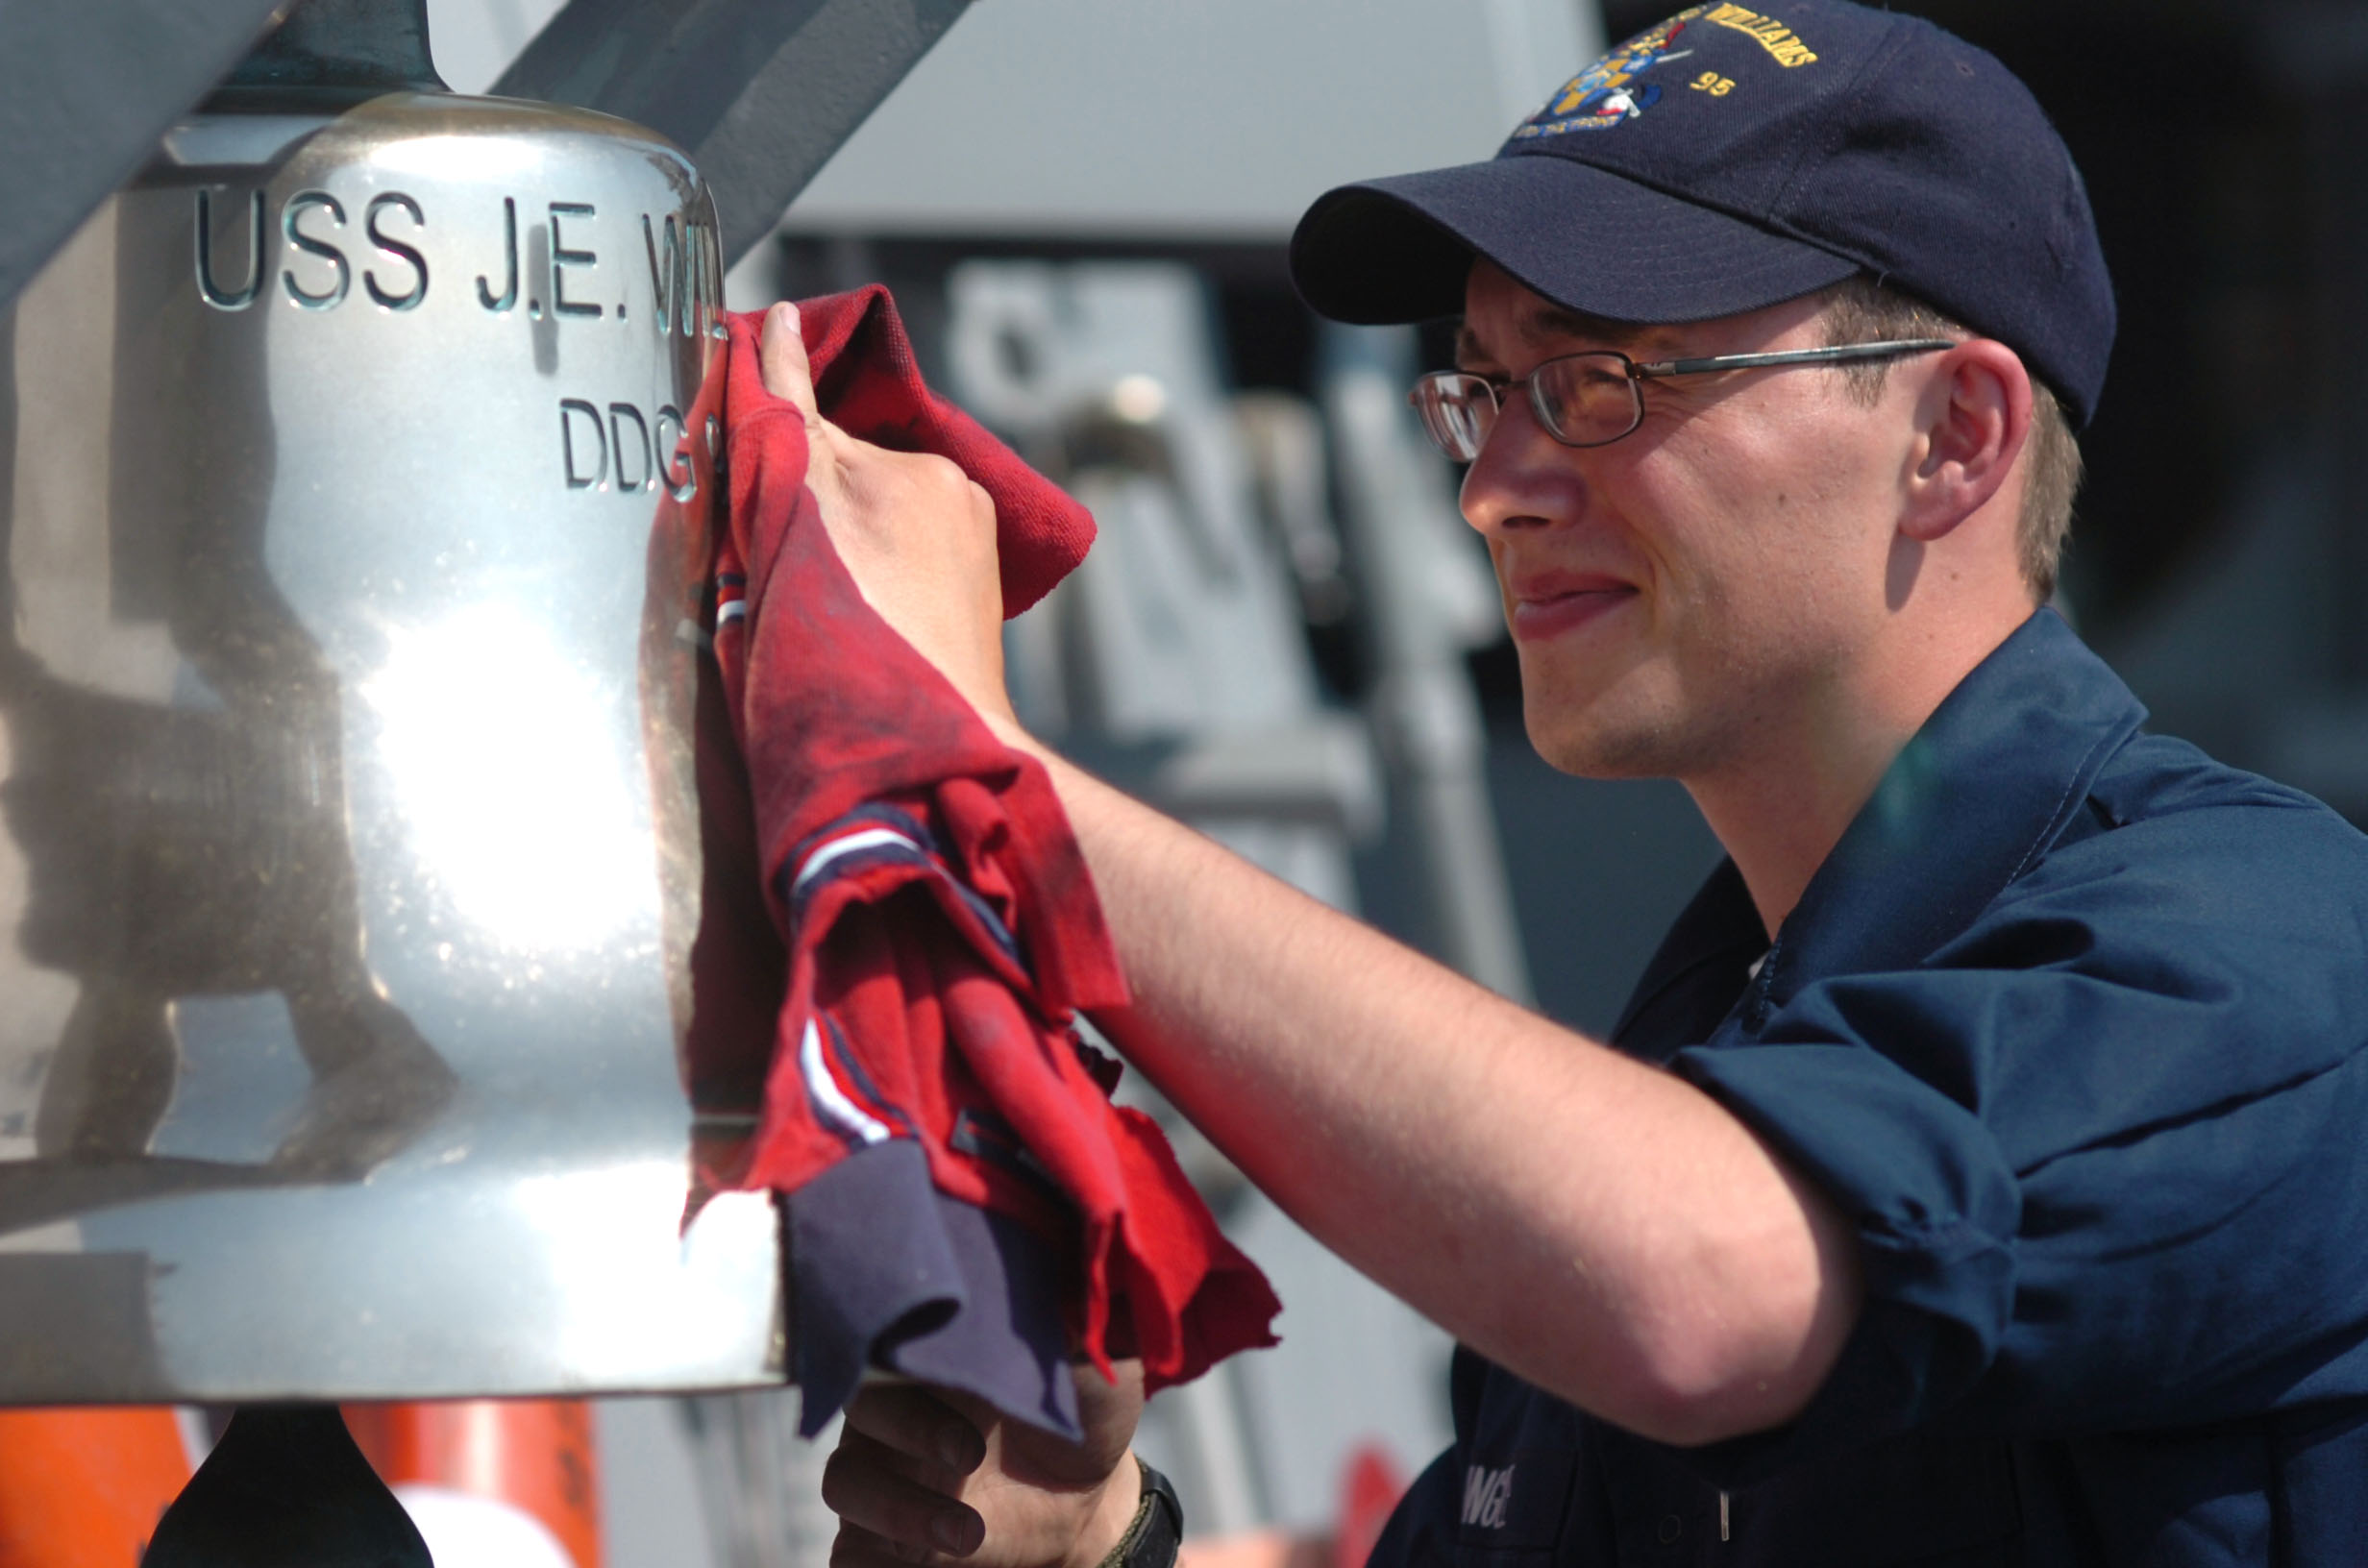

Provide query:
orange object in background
left=1330, top=1444, right=1406, bottom=1568
left=0, top=1408, right=191, bottom=1567
left=1175, top=1441, right=1410, bottom=1568
left=344, top=1400, right=602, bottom=1568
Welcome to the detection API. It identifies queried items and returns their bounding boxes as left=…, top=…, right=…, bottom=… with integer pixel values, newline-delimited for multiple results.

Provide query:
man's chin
left=1517, top=651, right=1647, bottom=762
left=1524, top=712, right=1680, bottom=781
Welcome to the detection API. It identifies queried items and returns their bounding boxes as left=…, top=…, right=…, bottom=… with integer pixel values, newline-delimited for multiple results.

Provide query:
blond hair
left=1818, top=275, right=2083, bottom=600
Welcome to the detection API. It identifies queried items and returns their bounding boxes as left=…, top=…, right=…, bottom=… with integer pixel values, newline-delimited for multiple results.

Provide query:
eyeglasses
left=1407, top=339, right=1960, bottom=461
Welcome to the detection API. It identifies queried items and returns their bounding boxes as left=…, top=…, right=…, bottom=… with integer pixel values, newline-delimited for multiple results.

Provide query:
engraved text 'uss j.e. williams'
left=194, top=187, right=722, bottom=498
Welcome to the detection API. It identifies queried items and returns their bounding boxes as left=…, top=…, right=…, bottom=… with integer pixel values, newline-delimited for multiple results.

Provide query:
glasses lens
left=1411, top=374, right=1495, bottom=462
left=1530, top=354, right=1640, bottom=447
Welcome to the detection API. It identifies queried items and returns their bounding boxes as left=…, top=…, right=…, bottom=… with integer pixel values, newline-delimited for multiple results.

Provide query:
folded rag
left=641, top=286, right=1279, bottom=1437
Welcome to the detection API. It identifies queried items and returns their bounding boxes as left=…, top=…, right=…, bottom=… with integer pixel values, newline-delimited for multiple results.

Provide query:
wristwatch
left=1095, top=1457, right=1183, bottom=1568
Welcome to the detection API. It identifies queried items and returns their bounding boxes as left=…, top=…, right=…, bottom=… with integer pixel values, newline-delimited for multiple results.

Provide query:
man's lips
left=1507, top=573, right=1638, bottom=641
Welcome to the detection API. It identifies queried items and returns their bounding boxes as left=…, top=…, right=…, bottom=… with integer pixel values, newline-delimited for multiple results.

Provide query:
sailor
left=784, top=3, right=2368, bottom=1562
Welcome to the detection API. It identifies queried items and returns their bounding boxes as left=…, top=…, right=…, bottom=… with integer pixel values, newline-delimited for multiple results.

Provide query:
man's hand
left=764, top=300, right=1149, bottom=1561
left=758, top=302, right=1019, bottom=729
left=823, top=1362, right=1147, bottom=1568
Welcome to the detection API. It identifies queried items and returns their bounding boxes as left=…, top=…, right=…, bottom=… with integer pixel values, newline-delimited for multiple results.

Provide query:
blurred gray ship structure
left=942, top=257, right=1502, bottom=1542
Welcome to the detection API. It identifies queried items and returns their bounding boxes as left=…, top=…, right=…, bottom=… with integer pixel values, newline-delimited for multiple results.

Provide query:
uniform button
left=1657, top=1513, right=1682, bottom=1544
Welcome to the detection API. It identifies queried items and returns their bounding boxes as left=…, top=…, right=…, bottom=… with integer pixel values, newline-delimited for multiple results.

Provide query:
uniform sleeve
left=1673, top=801, right=2368, bottom=1471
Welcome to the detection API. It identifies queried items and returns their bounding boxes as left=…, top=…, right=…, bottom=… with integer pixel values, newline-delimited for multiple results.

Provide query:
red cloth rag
left=649, top=285, right=1278, bottom=1396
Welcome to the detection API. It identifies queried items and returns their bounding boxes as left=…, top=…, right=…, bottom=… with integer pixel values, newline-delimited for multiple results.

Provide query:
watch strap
left=1094, top=1457, right=1182, bottom=1568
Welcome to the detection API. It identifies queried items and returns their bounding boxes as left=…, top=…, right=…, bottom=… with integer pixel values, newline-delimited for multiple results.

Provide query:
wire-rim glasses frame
left=1407, top=338, right=1961, bottom=462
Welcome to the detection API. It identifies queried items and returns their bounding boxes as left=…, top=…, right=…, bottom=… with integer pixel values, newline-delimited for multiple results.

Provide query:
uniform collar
left=1611, top=858, right=1766, bottom=1054
left=1614, top=609, right=2147, bottom=1042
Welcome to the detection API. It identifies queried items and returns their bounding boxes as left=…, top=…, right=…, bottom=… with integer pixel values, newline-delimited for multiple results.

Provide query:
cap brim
left=1291, top=155, right=1862, bottom=327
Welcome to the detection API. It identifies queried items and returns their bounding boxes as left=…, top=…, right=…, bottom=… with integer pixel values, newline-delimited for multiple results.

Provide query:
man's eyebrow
left=1453, top=307, right=1673, bottom=370
left=1525, top=306, right=1646, bottom=350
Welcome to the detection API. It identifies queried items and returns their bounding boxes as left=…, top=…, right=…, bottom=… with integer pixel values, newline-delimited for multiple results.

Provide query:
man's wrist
left=1107, top=1460, right=1181, bottom=1568
left=1060, top=1453, right=1148, bottom=1568
left=982, top=706, right=1046, bottom=759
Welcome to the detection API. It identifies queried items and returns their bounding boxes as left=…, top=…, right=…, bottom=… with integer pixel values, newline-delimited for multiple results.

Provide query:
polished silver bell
left=0, top=0, right=778, bottom=1403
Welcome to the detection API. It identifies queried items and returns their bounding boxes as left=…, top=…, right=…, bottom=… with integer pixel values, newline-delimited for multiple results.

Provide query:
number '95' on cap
left=1288, top=0, right=2116, bottom=428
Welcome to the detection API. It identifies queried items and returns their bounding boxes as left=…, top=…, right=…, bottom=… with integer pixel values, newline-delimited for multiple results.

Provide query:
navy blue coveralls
left=1371, top=610, right=2368, bottom=1565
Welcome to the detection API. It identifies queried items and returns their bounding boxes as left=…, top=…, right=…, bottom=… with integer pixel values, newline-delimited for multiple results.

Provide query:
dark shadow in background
left=1594, top=0, right=2297, bottom=637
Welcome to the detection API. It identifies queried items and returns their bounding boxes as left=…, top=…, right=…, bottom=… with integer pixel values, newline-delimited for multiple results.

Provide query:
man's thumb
left=758, top=301, right=823, bottom=427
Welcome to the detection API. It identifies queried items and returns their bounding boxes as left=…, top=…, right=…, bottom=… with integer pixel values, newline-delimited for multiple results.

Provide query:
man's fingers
left=759, top=300, right=823, bottom=426
left=747, top=302, right=1018, bottom=725
left=844, top=1384, right=989, bottom=1474
left=823, top=1430, right=988, bottom=1558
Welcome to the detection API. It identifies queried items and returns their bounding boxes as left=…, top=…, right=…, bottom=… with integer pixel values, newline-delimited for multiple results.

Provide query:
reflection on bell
left=0, top=0, right=779, bottom=1410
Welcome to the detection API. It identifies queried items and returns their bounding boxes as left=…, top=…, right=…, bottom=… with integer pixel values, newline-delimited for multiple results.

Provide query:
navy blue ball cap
left=1291, top=0, right=2117, bottom=427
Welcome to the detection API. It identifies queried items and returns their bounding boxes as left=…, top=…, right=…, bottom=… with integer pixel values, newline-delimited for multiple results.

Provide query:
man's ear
left=1900, top=339, right=2034, bottom=544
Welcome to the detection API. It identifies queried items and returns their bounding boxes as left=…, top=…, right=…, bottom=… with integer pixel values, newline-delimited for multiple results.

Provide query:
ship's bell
left=0, top=0, right=779, bottom=1409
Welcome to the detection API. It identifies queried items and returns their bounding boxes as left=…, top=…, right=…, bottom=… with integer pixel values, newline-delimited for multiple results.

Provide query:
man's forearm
left=745, top=299, right=1855, bottom=1446
left=1024, top=739, right=1862, bottom=1445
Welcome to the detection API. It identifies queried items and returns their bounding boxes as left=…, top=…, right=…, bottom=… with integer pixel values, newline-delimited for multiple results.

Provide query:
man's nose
left=1458, top=391, right=1578, bottom=538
